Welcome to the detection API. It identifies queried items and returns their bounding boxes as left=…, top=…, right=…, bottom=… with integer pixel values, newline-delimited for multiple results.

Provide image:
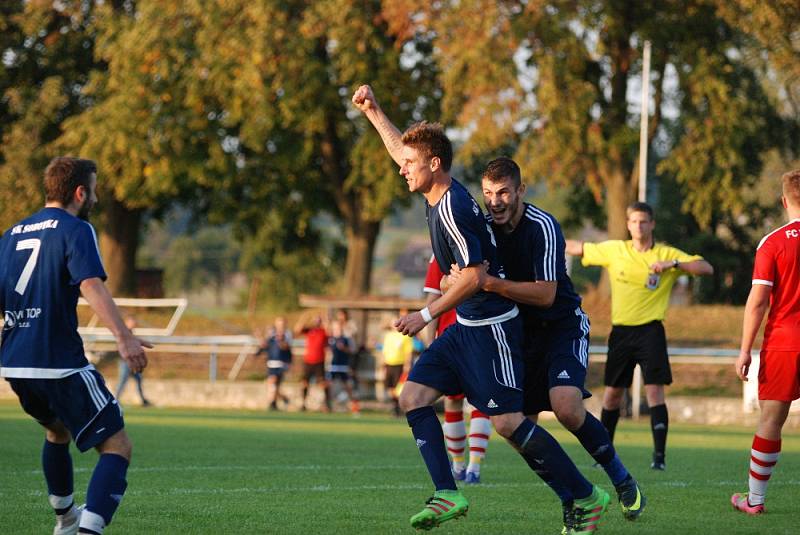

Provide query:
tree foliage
left=2, top=0, right=438, bottom=300
left=0, top=1, right=103, bottom=230
left=383, top=0, right=799, bottom=301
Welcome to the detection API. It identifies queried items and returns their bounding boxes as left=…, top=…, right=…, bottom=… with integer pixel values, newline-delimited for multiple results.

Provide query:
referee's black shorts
left=604, top=320, right=672, bottom=387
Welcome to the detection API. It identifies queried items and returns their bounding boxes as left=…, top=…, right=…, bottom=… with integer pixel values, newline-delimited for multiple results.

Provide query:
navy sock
left=511, top=419, right=593, bottom=501
left=573, top=413, right=629, bottom=486
left=406, top=407, right=457, bottom=491
left=85, top=453, right=129, bottom=526
left=517, top=451, right=574, bottom=504
left=650, top=404, right=668, bottom=461
left=43, top=440, right=73, bottom=512
left=600, top=407, right=620, bottom=443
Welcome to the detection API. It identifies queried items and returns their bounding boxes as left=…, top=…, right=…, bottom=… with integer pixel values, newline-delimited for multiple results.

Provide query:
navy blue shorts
left=326, top=371, right=351, bottom=382
left=522, top=309, right=592, bottom=415
left=408, top=315, right=524, bottom=415
left=7, top=369, right=125, bottom=452
left=267, top=367, right=287, bottom=378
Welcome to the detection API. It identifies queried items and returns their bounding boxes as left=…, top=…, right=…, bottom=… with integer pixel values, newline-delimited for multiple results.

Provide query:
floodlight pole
left=638, top=40, right=651, bottom=203
left=632, top=41, right=652, bottom=422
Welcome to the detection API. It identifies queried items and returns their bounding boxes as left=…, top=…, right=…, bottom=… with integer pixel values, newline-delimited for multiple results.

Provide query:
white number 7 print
left=15, top=238, right=41, bottom=295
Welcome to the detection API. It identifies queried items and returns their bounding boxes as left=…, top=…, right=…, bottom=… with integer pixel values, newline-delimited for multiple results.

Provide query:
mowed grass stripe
left=1, top=402, right=798, bottom=534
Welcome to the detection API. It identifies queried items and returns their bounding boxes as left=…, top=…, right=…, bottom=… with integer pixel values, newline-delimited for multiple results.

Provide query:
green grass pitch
left=1, top=401, right=798, bottom=534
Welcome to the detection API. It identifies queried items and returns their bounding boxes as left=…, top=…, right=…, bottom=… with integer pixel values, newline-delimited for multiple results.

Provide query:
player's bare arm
left=395, top=265, right=482, bottom=336
left=650, top=258, right=714, bottom=275
left=448, top=261, right=555, bottom=306
left=351, top=84, right=404, bottom=165
left=735, top=284, right=771, bottom=382
left=482, top=276, right=557, bottom=308
left=80, top=277, right=151, bottom=373
left=565, top=239, right=584, bottom=257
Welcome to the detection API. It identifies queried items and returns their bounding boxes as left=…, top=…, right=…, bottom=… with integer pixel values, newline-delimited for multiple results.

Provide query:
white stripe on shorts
left=491, top=323, right=517, bottom=389
left=574, top=307, right=590, bottom=367
left=490, top=324, right=510, bottom=386
left=80, top=370, right=106, bottom=411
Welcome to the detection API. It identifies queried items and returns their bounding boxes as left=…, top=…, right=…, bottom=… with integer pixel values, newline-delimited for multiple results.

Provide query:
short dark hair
left=401, top=122, right=453, bottom=172
left=483, top=157, right=522, bottom=188
left=626, top=201, right=654, bottom=220
left=782, top=169, right=800, bottom=207
left=44, top=157, right=97, bottom=206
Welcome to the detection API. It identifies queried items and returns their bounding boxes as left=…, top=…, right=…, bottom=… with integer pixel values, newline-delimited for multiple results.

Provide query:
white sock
left=49, top=494, right=73, bottom=512
left=79, top=509, right=105, bottom=534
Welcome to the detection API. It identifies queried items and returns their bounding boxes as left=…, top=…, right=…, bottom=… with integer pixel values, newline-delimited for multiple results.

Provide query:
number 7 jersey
left=0, top=207, right=107, bottom=378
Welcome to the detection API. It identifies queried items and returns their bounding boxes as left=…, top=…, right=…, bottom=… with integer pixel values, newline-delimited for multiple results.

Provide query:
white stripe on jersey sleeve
left=525, top=206, right=557, bottom=281
left=83, top=221, right=106, bottom=271
left=756, top=219, right=800, bottom=250
left=440, top=192, right=470, bottom=265
left=752, top=279, right=774, bottom=286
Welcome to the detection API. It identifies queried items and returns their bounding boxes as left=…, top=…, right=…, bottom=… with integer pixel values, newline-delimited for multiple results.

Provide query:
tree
left=0, top=1, right=104, bottom=231
left=383, top=0, right=795, bottom=242
left=0, top=1, right=158, bottom=296
left=60, top=0, right=439, bottom=298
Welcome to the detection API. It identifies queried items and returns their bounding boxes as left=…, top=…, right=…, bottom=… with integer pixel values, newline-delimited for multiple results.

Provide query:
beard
left=77, top=199, right=94, bottom=221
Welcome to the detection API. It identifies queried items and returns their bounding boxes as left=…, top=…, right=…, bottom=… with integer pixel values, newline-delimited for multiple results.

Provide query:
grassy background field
left=1, top=401, right=797, bottom=534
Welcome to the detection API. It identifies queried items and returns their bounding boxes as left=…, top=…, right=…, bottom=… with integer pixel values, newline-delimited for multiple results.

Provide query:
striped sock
left=443, top=410, right=466, bottom=472
left=467, top=410, right=491, bottom=474
left=748, top=435, right=780, bottom=505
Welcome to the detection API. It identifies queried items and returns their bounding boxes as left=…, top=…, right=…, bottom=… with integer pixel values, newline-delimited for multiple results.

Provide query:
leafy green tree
left=383, top=0, right=795, bottom=240
left=163, top=226, right=240, bottom=305
left=0, top=1, right=104, bottom=231
left=59, top=0, right=438, bottom=298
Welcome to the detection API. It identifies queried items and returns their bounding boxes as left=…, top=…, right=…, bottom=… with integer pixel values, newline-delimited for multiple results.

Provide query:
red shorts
left=758, top=350, right=800, bottom=402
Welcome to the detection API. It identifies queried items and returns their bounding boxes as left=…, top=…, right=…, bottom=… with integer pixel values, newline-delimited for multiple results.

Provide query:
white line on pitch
left=8, top=479, right=800, bottom=499
left=14, top=464, right=420, bottom=476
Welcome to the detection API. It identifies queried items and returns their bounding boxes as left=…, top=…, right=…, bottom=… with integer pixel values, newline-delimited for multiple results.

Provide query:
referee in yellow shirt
left=566, top=202, right=713, bottom=470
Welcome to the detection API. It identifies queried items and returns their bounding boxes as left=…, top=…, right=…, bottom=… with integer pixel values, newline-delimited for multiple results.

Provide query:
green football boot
left=409, top=489, right=469, bottom=530
left=566, top=486, right=610, bottom=534
left=616, top=476, right=646, bottom=520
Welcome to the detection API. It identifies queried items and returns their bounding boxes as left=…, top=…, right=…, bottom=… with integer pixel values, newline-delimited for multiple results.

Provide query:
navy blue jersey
left=329, top=335, right=353, bottom=373
left=426, top=179, right=517, bottom=324
left=489, top=203, right=582, bottom=323
left=259, top=331, right=293, bottom=367
left=0, top=207, right=106, bottom=378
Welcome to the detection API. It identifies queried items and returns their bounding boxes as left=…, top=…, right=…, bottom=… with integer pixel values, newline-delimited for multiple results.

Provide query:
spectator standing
left=295, top=314, right=331, bottom=412
left=380, top=312, right=414, bottom=417
left=115, top=316, right=151, bottom=407
left=328, top=319, right=360, bottom=415
left=256, top=317, right=292, bottom=411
